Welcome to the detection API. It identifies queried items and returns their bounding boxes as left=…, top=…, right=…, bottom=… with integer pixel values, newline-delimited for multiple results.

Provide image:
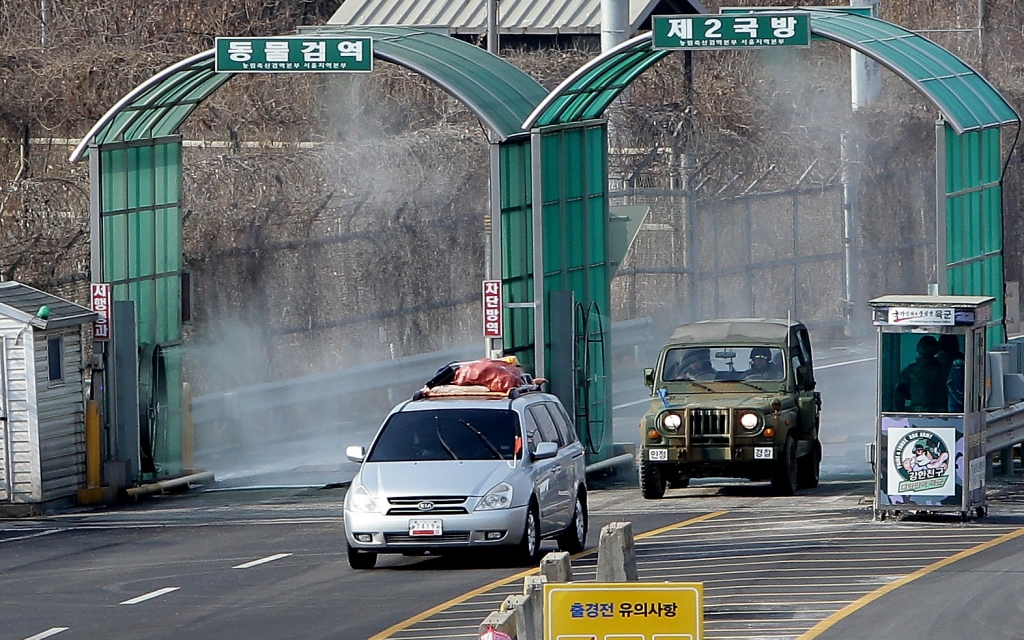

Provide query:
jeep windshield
left=663, top=346, right=786, bottom=388
left=367, top=408, right=521, bottom=462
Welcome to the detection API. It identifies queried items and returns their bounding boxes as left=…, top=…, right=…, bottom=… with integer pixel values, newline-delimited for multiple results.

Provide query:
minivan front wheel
left=347, top=544, right=377, bottom=570
left=514, top=503, right=542, bottom=565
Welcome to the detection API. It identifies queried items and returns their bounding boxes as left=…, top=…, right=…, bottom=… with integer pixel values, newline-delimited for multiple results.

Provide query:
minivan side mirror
left=346, top=445, right=366, bottom=464
left=532, top=441, right=558, bottom=460
left=644, top=368, right=654, bottom=389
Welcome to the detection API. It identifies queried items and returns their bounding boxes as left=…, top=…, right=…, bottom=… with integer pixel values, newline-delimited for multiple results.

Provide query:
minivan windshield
left=367, top=408, right=521, bottom=462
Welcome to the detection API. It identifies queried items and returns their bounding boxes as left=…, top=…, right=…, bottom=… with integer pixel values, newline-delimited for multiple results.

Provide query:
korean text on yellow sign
left=544, top=582, right=702, bottom=640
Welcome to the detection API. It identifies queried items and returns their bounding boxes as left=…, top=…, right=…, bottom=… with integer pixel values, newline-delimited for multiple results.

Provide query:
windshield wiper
left=436, top=425, right=458, bottom=460
left=732, top=379, right=766, bottom=392
left=681, top=379, right=716, bottom=393
left=458, top=419, right=506, bottom=460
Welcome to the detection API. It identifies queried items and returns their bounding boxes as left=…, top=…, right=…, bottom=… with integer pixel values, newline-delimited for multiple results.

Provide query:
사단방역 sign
left=544, top=582, right=702, bottom=640
left=215, top=37, right=373, bottom=73
left=482, top=280, right=503, bottom=338
left=652, top=12, right=810, bottom=50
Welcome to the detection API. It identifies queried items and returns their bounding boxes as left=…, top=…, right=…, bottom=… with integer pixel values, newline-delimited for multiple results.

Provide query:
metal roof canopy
left=327, top=0, right=709, bottom=36
left=525, top=9, right=1020, bottom=134
left=70, top=25, right=549, bottom=162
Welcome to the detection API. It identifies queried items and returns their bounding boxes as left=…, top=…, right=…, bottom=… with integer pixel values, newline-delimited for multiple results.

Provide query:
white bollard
left=596, top=521, right=638, bottom=582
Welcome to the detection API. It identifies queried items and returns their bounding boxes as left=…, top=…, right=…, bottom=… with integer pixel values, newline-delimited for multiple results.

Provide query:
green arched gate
left=74, top=10, right=1019, bottom=479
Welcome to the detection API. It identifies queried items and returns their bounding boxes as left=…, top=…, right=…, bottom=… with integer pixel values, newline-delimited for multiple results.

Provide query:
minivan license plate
left=409, top=519, right=442, bottom=536
left=754, top=447, right=773, bottom=460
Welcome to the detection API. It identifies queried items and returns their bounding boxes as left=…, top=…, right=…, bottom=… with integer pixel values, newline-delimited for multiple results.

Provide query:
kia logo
left=417, top=501, right=435, bottom=511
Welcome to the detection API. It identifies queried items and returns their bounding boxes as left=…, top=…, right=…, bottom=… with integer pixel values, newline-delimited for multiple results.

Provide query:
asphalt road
left=10, top=346, right=1024, bottom=640
left=0, top=487, right=694, bottom=640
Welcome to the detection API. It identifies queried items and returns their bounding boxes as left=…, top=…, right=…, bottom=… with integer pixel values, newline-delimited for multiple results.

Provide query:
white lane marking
left=1, top=529, right=62, bottom=544
left=816, top=356, right=875, bottom=370
left=233, top=552, right=293, bottom=569
left=614, top=398, right=651, bottom=410
left=119, top=587, right=180, bottom=605
left=22, top=628, right=69, bottom=640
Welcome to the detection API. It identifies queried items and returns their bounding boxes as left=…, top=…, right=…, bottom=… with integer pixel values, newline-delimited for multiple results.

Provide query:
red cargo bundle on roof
left=452, top=358, right=524, bottom=392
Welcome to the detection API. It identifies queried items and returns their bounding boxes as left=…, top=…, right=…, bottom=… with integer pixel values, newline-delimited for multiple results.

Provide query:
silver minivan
left=343, top=388, right=588, bottom=569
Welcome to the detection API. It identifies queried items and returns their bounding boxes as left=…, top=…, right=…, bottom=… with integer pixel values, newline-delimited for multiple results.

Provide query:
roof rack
left=411, top=379, right=547, bottom=401
left=411, top=357, right=546, bottom=400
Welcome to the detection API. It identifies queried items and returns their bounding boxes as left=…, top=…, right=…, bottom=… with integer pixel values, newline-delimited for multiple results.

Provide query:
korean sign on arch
left=653, top=12, right=810, bottom=50
left=215, top=37, right=373, bottom=73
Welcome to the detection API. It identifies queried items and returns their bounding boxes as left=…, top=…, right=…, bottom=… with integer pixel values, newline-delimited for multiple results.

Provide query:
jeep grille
left=689, top=409, right=730, bottom=438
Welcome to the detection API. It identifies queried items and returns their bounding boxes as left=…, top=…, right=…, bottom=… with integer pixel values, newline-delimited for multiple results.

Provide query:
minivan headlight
left=476, top=482, right=513, bottom=511
left=347, top=484, right=377, bottom=513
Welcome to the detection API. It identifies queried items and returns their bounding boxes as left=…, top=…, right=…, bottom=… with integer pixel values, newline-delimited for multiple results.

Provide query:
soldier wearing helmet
left=893, top=335, right=947, bottom=412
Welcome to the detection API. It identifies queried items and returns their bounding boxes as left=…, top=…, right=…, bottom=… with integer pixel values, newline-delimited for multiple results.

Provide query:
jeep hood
left=356, top=460, right=512, bottom=498
left=653, top=392, right=781, bottom=410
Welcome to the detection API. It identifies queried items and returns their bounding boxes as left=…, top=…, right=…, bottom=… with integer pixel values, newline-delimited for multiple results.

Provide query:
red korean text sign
left=91, top=283, right=111, bottom=341
left=483, top=280, right=503, bottom=338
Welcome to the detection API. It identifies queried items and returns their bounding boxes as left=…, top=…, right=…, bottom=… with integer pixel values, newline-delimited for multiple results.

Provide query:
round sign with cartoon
left=892, top=429, right=951, bottom=494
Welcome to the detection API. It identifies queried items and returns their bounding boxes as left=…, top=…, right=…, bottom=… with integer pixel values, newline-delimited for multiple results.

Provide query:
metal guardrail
left=193, top=317, right=655, bottom=428
left=985, top=402, right=1024, bottom=452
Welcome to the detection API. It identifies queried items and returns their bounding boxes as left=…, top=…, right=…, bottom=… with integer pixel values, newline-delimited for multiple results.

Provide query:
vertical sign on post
left=91, top=283, right=111, bottom=341
left=483, top=280, right=503, bottom=339
left=485, top=278, right=505, bottom=339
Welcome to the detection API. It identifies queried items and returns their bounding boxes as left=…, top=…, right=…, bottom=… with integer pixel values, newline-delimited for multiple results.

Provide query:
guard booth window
left=47, top=336, right=63, bottom=384
left=880, top=333, right=965, bottom=413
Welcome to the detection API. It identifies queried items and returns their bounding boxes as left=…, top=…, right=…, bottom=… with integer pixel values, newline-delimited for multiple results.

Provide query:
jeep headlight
left=661, top=412, right=682, bottom=433
left=739, top=412, right=760, bottom=431
left=476, top=482, right=513, bottom=511
left=347, top=484, right=377, bottom=513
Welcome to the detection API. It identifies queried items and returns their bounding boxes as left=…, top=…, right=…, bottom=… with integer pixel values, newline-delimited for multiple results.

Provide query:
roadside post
left=867, top=294, right=994, bottom=521
left=544, top=582, right=703, bottom=640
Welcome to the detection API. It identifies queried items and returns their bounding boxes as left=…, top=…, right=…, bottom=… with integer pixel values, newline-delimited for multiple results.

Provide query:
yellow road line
left=798, top=524, right=1024, bottom=639
left=366, top=511, right=726, bottom=640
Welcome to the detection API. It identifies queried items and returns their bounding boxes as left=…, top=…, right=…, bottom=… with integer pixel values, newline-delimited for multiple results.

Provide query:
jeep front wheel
left=771, top=436, right=799, bottom=496
left=638, top=450, right=667, bottom=499
left=797, top=439, right=822, bottom=489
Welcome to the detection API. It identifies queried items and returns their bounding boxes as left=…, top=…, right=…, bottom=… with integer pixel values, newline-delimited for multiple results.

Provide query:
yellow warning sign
left=543, top=582, right=702, bottom=640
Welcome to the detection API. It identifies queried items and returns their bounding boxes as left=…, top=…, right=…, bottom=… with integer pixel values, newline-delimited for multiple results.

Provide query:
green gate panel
left=99, top=138, right=183, bottom=479
left=944, top=124, right=1005, bottom=344
left=499, top=122, right=612, bottom=462
left=499, top=138, right=536, bottom=372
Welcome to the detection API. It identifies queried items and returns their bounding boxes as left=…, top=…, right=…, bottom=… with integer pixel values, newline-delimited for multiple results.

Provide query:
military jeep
left=638, top=318, right=822, bottom=497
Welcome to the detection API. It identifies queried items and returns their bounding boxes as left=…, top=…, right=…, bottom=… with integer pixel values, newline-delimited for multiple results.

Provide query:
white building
left=0, top=282, right=95, bottom=513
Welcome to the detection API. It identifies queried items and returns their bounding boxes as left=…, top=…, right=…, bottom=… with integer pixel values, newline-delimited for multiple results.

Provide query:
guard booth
left=868, top=295, right=993, bottom=521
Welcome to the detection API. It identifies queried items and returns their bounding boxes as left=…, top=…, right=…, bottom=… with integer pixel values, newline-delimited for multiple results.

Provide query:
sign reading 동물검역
left=215, top=37, right=373, bottom=73
left=652, top=13, right=810, bottom=50
left=545, top=582, right=702, bottom=640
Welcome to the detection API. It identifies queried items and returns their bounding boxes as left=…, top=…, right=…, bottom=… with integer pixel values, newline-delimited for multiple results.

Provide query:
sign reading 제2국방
left=652, top=12, right=811, bottom=50
left=215, top=37, right=373, bottom=73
